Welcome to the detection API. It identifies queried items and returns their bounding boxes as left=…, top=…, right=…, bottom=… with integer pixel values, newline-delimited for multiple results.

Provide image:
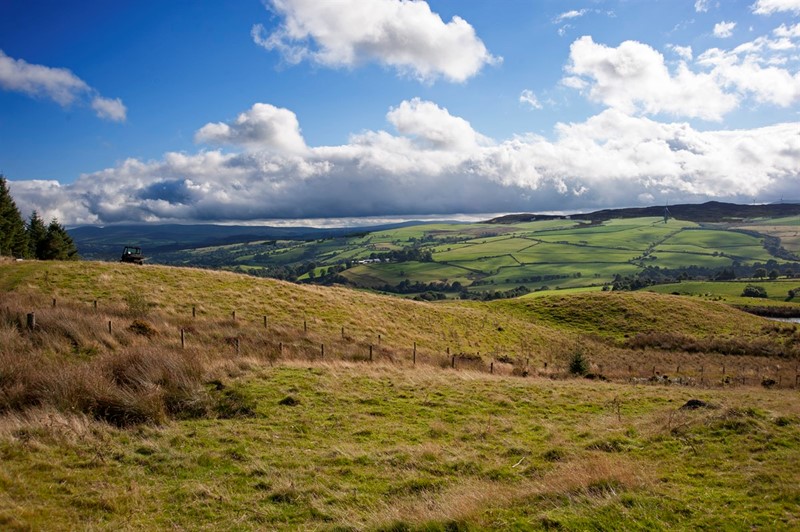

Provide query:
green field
left=646, top=279, right=800, bottom=306
left=150, top=215, right=800, bottom=297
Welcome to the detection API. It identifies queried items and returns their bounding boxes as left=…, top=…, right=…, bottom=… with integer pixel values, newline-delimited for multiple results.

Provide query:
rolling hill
left=1, top=259, right=799, bottom=529
left=68, top=203, right=800, bottom=299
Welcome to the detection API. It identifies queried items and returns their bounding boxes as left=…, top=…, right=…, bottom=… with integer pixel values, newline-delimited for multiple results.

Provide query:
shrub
left=742, top=285, right=768, bottom=298
left=569, top=351, right=589, bottom=376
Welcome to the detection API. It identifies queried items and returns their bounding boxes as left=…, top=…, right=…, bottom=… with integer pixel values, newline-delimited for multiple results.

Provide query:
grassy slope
left=0, top=260, right=776, bottom=350
left=1, top=260, right=800, bottom=530
left=3, top=364, right=799, bottom=530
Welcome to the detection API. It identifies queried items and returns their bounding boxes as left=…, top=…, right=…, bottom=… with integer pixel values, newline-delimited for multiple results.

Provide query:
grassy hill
left=1, top=260, right=800, bottom=529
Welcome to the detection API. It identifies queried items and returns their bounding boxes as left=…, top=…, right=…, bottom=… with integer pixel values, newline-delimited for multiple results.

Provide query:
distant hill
left=487, top=201, right=800, bottom=224
left=70, top=221, right=428, bottom=261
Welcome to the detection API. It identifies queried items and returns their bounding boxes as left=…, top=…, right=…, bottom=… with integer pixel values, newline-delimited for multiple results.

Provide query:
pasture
left=153, top=215, right=800, bottom=298
left=1, top=260, right=799, bottom=530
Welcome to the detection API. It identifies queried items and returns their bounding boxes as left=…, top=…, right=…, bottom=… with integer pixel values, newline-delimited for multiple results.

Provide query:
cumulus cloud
left=713, top=21, right=737, bottom=38
left=0, top=49, right=126, bottom=121
left=195, top=103, right=308, bottom=154
left=669, top=45, right=694, bottom=61
left=697, top=33, right=800, bottom=107
left=385, top=98, right=491, bottom=150
left=519, top=89, right=543, bottom=109
left=565, top=36, right=737, bottom=120
left=9, top=100, right=800, bottom=225
left=752, top=0, right=800, bottom=15
left=252, top=0, right=500, bottom=83
left=566, top=30, right=800, bottom=120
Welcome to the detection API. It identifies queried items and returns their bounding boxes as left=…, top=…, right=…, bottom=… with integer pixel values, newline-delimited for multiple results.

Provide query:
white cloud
left=714, top=21, right=737, bottom=38
left=91, top=96, right=127, bottom=122
left=252, top=0, right=500, bottom=83
left=519, top=89, right=543, bottom=110
left=752, top=0, right=800, bottom=15
left=695, top=0, right=711, bottom=12
left=0, top=49, right=126, bottom=121
left=669, top=44, right=694, bottom=61
left=554, top=9, right=588, bottom=23
left=386, top=98, right=491, bottom=150
left=0, top=49, right=88, bottom=105
left=698, top=33, right=800, bottom=107
left=195, top=103, right=308, bottom=154
left=565, top=36, right=737, bottom=120
left=774, top=23, right=800, bottom=38
left=9, top=101, right=800, bottom=225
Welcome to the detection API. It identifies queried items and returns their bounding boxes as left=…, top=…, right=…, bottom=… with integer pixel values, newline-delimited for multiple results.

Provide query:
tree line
left=0, top=176, right=78, bottom=260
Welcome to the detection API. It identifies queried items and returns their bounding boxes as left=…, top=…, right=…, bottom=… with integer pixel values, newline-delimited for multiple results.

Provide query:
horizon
left=64, top=199, right=800, bottom=231
left=2, top=0, right=800, bottom=225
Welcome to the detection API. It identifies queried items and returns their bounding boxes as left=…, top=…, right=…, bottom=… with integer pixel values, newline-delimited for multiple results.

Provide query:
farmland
left=135, top=214, right=800, bottom=300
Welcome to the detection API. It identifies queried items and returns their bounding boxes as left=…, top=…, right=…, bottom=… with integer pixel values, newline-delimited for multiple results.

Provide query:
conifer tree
left=0, top=176, right=29, bottom=258
left=40, top=218, right=79, bottom=261
left=27, top=211, right=47, bottom=259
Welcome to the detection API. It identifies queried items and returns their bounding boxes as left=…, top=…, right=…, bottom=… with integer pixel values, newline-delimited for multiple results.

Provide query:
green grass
left=2, top=260, right=800, bottom=529
left=343, top=262, right=473, bottom=287
left=645, top=279, right=800, bottom=306
left=2, top=364, right=799, bottom=530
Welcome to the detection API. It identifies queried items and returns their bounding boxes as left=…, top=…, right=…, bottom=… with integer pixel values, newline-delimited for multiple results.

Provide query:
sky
left=1, top=0, right=799, bottom=226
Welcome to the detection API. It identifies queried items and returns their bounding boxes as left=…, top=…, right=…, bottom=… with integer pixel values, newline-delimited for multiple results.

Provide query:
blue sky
left=1, top=0, right=799, bottom=225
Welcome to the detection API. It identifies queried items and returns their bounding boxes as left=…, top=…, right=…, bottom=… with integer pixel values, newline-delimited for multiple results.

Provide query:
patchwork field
left=143, top=215, right=800, bottom=298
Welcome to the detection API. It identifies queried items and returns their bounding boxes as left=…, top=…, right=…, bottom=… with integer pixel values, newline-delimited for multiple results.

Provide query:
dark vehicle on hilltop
left=120, top=246, right=145, bottom=265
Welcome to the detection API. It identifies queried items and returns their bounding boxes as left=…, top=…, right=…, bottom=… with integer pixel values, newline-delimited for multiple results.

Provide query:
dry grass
left=363, top=453, right=650, bottom=528
left=0, top=260, right=798, bottom=432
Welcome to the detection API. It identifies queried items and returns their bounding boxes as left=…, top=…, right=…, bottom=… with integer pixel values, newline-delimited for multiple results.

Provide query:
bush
left=741, top=285, right=768, bottom=298
left=568, top=351, right=589, bottom=376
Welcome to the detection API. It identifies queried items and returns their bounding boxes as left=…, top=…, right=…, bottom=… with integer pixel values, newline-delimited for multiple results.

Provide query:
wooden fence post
left=192, top=306, right=196, bottom=318
left=378, top=334, right=381, bottom=345
left=279, top=342, right=283, bottom=356
left=235, top=337, right=240, bottom=356
left=321, top=343, right=324, bottom=359
left=304, top=320, right=307, bottom=333
left=490, top=361, right=494, bottom=374
left=369, top=345, right=373, bottom=362
left=264, top=316, right=268, bottom=328
left=451, top=355, right=456, bottom=369
left=232, top=310, right=236, bottom=321
left=26, top=312, right=35, bottom=330
left=181, top=328, right=185, bottom=349
left=341, top=326, right=345, bottom=339
left=413, top=342, right=416, bottom=365
left=108, top=320, right=112, bottom=334
left=93, top=300, right=97, bottom=310
left=52, top=298, right=56, bottom=308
